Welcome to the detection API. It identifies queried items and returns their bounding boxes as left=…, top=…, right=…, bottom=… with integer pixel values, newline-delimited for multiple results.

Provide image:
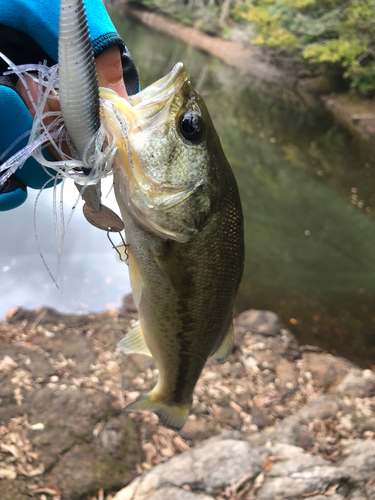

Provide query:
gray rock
left=113, top=435, right=268, bottom=499
left=307, top=496, right=344, bottom=500
left=256, top=444, right=348, bottom=500
left=236, top=310, right=282, bottom=336
left=46, top=415, right=141, bottom=500
left=26, top=386, right=114, bottom=470
left=334, top=369, right=375, bottom=398
left=269, top=416, right=315, bottom=450
left=347, top=492, right=374, bottom=500
left=339, top=439, right=375, bottom=482
left=297, top=395, right=343, bottom=422
left=1, top=479, right=30, bottom=500
left=251, top=406, right=270, bottom=429
left=115, top=487, right=215, bottom=500
left=355, top=417, right=375, bottom=435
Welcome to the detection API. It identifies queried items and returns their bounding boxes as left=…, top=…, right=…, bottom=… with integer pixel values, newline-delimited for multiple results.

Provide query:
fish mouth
left=99, top=62, right=196, bottom=243
left=129, top=62, right=188, bottom=124
left=99, top=62, right=188, bottom=129
left=130, top=62, right=187, bottom=108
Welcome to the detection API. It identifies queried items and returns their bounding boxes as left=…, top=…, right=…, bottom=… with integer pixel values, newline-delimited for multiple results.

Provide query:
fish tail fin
left=125, top=391, right=191, bottom=431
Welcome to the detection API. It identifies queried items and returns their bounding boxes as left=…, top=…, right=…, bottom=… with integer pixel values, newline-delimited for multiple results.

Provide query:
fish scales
left=106, top=64, right=244, bottom=429
left=57, top=0, right=244, bottom=428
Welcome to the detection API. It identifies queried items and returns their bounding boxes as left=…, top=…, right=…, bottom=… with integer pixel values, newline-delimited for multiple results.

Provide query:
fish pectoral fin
left=117, top=322, right=152, bottom=357
left=125, top=392, right=191, bottom=431
left=211, top=321, right=234, bottom=364
left=154, top=246, right=191, bottom=294
left=128, top=248, right=143, bottom=308
left=115, top=243, right=128, bottom=265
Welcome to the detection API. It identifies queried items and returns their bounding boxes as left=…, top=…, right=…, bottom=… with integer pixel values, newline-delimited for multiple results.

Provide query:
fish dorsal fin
left=125, top=391, right=191, bottom=431
left=117, top=322, right=152, bottom=357
left=211, top=321, right=234, bottom=363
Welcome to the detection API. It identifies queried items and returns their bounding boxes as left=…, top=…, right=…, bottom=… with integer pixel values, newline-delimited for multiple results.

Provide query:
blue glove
left=0, top=0, right=139, bottom=211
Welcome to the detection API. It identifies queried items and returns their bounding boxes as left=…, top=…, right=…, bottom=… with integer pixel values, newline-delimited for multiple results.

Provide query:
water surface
left=1, top=13, right=375, bottom=366
left=112, top=13, right=375, bottom=366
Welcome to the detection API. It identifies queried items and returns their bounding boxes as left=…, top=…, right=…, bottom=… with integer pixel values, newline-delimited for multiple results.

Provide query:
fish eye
left=178, top=113, right=205, bottom=142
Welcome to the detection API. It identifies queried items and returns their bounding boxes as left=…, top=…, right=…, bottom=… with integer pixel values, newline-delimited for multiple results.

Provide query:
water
left=112, top=12, right=375, bottom=366
left=1, top=12, right=375, bottom=365
left=0, top=178, right=131, bottom=316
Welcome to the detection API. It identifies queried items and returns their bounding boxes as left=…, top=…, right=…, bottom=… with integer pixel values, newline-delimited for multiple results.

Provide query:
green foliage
left=131, top=0, right=375, bottom=94
left=235, top=0, right=375, bottom=95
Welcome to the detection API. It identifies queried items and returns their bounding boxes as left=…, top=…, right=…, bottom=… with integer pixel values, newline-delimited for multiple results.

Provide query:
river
left=1, top=11, right=375, bottom=366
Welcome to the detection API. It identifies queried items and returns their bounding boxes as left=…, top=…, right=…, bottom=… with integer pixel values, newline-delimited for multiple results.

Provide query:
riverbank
left=119, top=3, right=375, bottom=154
left=1, top=299, right=374, bottom=499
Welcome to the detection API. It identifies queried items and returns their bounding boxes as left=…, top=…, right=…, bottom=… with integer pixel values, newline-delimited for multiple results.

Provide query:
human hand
left=0, top=0, right=139, bottom=211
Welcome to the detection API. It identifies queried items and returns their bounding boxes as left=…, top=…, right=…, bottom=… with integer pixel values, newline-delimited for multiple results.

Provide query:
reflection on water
left=0, top=179, right=131, bottom=317
left=1, top=12, right=375, bottom=365
left=111, top=12, right=375, bottom=366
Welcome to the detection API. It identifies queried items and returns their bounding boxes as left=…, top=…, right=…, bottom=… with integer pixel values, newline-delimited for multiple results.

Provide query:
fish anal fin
left=212, top=321, right=234, bottom=364
left=125, top=391, right=191, bottom=431
left=117, top=322, right=152, bottom=357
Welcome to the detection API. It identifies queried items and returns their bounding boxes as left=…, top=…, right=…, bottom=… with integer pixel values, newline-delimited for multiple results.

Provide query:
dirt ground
left=1, top=298, right=374, bottom=499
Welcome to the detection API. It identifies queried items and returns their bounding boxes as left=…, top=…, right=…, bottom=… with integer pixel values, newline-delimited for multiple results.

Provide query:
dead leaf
left=6, top=307, right=20, bottom=320
left=325, top=484, right=339, bottom=496
left=172, top=436, right=190, bottom=453
left=229, top=401, right=242, bottom=413
left=0, top=442, right=19, bottom=458
left=0, top=467, right=17, bottom=479
left=263, top=455, right=288, bottom=471
left=34, top=486, right=62, bottom=496
left=17, top=462, right=45, bottom=477
left=0, top=355, right=18, bottom=371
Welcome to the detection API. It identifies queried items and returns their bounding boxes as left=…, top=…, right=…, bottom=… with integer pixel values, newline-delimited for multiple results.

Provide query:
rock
left=119, top=294, right=138, bottom=316
left=216, top=406, right=243, bottom=430
left=18, top=350, right=56, bottom=381
left=297, top=395, right=343, bottom=422
left=236, top=310, right=282, bottom=336
left=114, top=433, right=268, bottom=499
left=180, top=417, right=218, bottom=441
left=2, top=304, right=375, bottom=500
left=301, top=352, right=353, bottom=390
left=335, top=369, right=375, bottom=398
left=307, top=496, right=344, bottom=500
left=115, top=486, right=215, bottom=500
left=32, top=330, right=97, bottom=374
left=251, top=406, right=270, bottom=429
left=46, top=416, right=141, bottom=500
left=256, top=443, right=348, bottom=500
left=355, top=417, right=375, bottom=435
left=270, top=416, right=315, bottom=450
left=339, top=439, right=375, bottom=483
left=26, top=386, right=114, bottom=470
left=1, top=479, right=30, bottom=500
left=275, top=358, right=298, bottom=391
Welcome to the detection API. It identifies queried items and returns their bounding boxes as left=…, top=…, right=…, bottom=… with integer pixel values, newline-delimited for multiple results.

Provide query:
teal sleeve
left=0, top=0, right=122, bottom=60
left=0, top=86, right=55, bottom=189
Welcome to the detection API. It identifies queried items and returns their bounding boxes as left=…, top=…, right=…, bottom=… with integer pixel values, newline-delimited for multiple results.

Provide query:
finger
left=16, top=76, right=66, bottom=160
left=95, top=45, right=129, bottom=101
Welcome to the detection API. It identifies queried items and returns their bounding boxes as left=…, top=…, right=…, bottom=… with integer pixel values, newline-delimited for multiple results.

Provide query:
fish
left=58, top=0, right=244, bottom=430
left=100, top=64, right=244, bottom=430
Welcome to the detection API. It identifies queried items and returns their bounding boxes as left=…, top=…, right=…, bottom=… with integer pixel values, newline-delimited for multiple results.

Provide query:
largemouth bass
left=100, top=64, right=244, bottom=430
left=57, top=0, right=244, bottom=430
